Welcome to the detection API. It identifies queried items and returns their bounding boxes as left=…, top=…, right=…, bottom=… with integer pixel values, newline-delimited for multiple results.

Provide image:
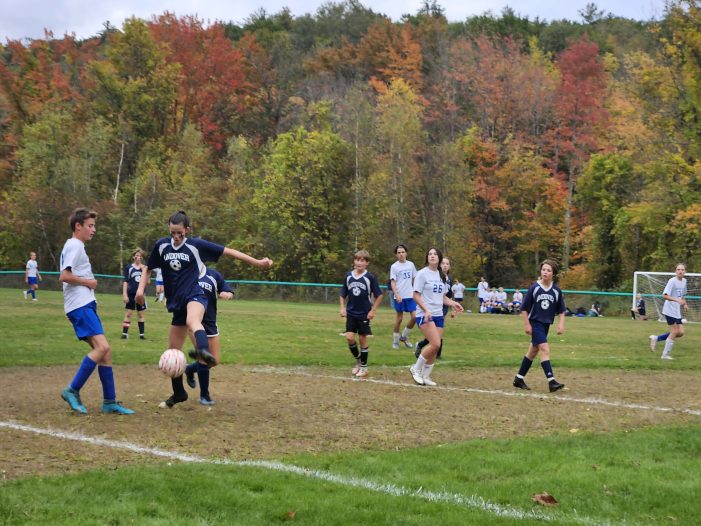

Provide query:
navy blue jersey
left=198, top=268, right=232, bottom=323
left=123, top=264, right=145, bottom=296
left=146, top=237, right=225, bottom=312
left=340, top=271, right=382, bottom=318
left=522, top=281, right=566, bottom=324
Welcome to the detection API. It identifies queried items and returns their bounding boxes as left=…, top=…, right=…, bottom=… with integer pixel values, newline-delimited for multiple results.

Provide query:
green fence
left=2, top=271, right=635, bottom=317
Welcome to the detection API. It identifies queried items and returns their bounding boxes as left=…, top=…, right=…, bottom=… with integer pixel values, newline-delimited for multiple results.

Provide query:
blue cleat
left=61, top=387, right=87, bottom=414
left=102, top=400, right=136, bottom=414
left=199, top=394, right=216, bottom=406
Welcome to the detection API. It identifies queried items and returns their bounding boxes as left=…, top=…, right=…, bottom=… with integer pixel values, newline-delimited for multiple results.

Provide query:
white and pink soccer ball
left=158, top=349, right=186, bottom=378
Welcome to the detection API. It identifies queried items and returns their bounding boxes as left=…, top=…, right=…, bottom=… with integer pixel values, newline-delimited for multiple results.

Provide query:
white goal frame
left=633, top=271, right=701, bottom=323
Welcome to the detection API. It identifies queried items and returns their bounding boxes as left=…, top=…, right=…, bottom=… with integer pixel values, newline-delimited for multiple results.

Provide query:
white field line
left=0, top=420, right=608, bottom=526
left=247, top=366, right=701, bottom=418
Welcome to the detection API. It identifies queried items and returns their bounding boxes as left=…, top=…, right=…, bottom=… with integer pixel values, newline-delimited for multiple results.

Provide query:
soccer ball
left=159, top=349, right=185, bottom=378
left=682, top=318, right=688, bottom=324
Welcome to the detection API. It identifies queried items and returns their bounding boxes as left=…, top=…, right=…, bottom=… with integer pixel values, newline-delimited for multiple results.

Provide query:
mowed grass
left=2, top=287, right=701, bottom=525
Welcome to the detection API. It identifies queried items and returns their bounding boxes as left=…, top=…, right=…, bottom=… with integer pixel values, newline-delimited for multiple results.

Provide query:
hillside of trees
left=1, top=0, right=700, bottom=289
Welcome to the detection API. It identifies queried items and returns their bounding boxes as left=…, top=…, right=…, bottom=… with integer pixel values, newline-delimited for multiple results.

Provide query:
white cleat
left=351, top=359, right=361, bottom=375
left=648, top=335, right=657, bottom=353
left=661, top=354, right=673, bottom=360
left=392, top=341, right=400, bottom=350
left=409, top=366, right=424, bottom=385
left=422, top=376, right=437, bottom=387
left=355, top=367, right=368, bottom=378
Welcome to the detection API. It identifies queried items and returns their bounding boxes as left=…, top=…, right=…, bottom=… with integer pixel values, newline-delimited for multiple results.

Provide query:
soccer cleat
left=392, top=341, right=400, bottom=350
left=139, top=335, right=145, bottom=340
left=399, top=336, right=413, bottom=349
left=351, top=359, right=361, bottom=375
left=661, top=354, right=673, bottom=360
left=189, top=348, right=216, bottom=367
left=102, top=401, right=135, bottom=414
left=61, top=387, right=87, bottom=414
left=164, top=392, right=188, bottom=408
left=409, top=366, right=424, bottom=385
left=414, top=343, right=422, bottom=359
left=355, top=366, right=368, bottom=378
left=422, top=375, right=437, bottom=386
left=549, top=380, right=565, bottom=393
left=649, top=335, right=657, bottom=353
left=23, top=291, right=27, bottom=299
left=513, top=376, right=530, bottom=390
left=32, top=298, right=37, bottom=302
left=121, top=334, right=128, bottom=340
left=200, top=395, right=216, bottom=406
left=185, top=365, right=197, bottom=389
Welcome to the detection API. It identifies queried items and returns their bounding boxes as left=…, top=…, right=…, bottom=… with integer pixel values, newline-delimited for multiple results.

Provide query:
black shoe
left=139, top=335, right=145, bottom=340
left=164, top=392, right=188, bottom=408
left=549, top=380, right=565, bottom=393
left=190, top=348, right=216, bottom=366
left=185, top=364, right=196, bottom=389
left=513, top=376, right=530, bottom=390
left=121, top=334, right=128, bottom=340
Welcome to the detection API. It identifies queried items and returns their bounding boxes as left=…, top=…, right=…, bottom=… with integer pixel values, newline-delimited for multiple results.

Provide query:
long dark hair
left=425, top=247, right=446, bottom=283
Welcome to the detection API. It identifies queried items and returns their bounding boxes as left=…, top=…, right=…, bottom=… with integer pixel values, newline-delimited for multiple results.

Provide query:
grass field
left=1, top=287, right=700, bottom=525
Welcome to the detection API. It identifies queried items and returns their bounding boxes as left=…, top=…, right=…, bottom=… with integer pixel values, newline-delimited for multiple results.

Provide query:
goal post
left=633, top=271, right=701, bottom=323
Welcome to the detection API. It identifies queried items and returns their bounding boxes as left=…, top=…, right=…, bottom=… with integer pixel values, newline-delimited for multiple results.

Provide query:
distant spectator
left=588, top=301, right=603, bottom=317
left=477, top=277, right=489, bottom=310
left=451, top=279, right=465, bottom=305
left=631, top=294, right=647, bottom=321
left=508, top=289, right=523, bottom=313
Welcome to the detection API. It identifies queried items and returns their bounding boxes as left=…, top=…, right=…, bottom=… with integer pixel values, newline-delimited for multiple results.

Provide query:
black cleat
left=164, top=392, right=188, bottom=408
left=189, top=348, right=217, bottom=367
left=139, top=335, right=145, bottom=340
left=121, top=334, right=128, bottom=340
left=549, top=380, right=565, bottom=393
left=185, top=364, right=197, bottom=389
left=513, top=376, right=530, bottom=390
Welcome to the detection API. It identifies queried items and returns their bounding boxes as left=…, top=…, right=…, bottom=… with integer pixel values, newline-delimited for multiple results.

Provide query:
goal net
left=633, top=271, right=701, bottom=323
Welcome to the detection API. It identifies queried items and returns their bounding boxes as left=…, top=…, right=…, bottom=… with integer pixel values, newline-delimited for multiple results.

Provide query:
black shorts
left=202, top=317, right=219, bottom=337
left=125, top=295, right=147, bottom=312
left=345, top=315, right=372, bottom=336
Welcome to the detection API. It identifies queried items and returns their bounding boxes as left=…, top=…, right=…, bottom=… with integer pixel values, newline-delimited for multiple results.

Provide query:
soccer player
left=135, top=210, right=272, bottom=408
left=649, top=263, right=688, bottom=360
left=415, top=256, right=453, bottom=359
left=23, top=251, right=41, bottom=301
left=59, top=208, right=134, bottom=415
left=389, top=244, right=417, bottom=349
left=184, top=267, right=234, bottom=405
left=153, top=267, right=165, bottom=303
left=508, top=289, right=523, bottom=313
left=477, top=276, right=489, bottom=311
left=631, top=293, right=647, bottom=320
left=451, top=279, right=465, bottom=305
left=512, top=259, right=566, bottom=393
left=122, top=248, right=148, bottom=340
left=340, top=250, right=383, bottom=378
left=409, top=248, right=463, bottom=386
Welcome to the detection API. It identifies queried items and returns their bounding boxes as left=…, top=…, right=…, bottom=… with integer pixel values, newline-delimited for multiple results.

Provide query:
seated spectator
left=588, top=301, right=603, bottom=317
left=508, top=289, right=523, bottom=313
left=493, top=286, right=508, bottom=313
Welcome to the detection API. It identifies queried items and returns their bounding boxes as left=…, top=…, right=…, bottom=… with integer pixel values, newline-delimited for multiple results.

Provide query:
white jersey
left=60, top=237, right=96, bottom=313
left=390, top=260, right=417, bottom=299
left=451, top=282, right=465, bottom=299
left=414, top=267, right=448, bottom=317
left=662, top=276, right=687, bottom=319
left=25, top=259, right=38, bottom=277
left=154, top=267, right=163, bottom=281
left=478, top=280, right=489, bottom=299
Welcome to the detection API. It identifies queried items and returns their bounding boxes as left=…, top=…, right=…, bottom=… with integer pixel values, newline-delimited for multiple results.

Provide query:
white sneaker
left=649, top=335, right=657, bottom=353
left=392, top=341, right=400, bottom=350
left=23, top=291, right=27, bottom=299
left=409, top=366, right=424, bottom=385
left=355, top=366, right=368, bottom=378
left=32, top=298, right=37, bottom=301
left=399, top=336, right=413, bottom=349
left=351, top=360, right=361, bottom=375
left=661, top=354, right=673, bottom=360
left=422, top=375, right=437, bottom=386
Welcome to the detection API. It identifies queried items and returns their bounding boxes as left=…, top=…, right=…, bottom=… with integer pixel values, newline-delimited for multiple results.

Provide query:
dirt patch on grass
left=1, top=364, right=700, bottom=480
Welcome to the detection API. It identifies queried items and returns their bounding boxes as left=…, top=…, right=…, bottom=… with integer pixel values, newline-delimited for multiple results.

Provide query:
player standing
left=389, top=244, right=417, bottom=349
left=340, top=250, right=383, bottom=378
left=23, top=252, right=41, bottom=301
left=59, top=208, right=135, bottom=415
left=122, top=248, right=148, bottom=340
left=512, top=259, right=566, bottom=393
left=649, top=263, right=688, bottom=360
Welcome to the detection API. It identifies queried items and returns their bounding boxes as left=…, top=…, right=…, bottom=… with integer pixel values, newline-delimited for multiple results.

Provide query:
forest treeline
left=1, top=0, right=700, bottom=289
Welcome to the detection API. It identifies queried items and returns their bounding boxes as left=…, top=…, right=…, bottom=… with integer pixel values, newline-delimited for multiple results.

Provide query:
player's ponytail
left=168, top=210, right=190, bottom=228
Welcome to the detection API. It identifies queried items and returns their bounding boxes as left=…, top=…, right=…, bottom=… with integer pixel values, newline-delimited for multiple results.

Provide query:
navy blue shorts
left=345, top=315, right=372, bottom=335
left=665, top=315, right=683, bottom=325
left=125, top=294, right=147, bottom=312
left=27, top=276, right=38, bottom=285
left=170, top=295, right=208, bottom=326
left=393, top=298, right=417, bottom=313
left=202, top=317, right=219, bottom=337
left=67, top=301, right=104, bottom=340
left=417, top=315, right=445, bottom=328
left=530, top=320, right=550, bottom=346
